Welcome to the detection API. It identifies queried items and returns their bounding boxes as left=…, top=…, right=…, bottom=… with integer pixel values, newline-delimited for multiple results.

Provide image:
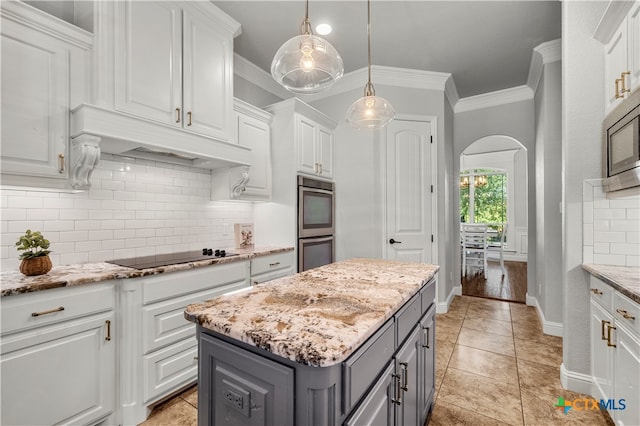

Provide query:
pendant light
left=345, top=0, right=395, bottom=129
left=271, top=0, right=344, bottom=94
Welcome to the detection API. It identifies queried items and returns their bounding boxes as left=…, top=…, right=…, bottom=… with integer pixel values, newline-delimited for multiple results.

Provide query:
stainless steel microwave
left=603, top=88, right=640, bottom=192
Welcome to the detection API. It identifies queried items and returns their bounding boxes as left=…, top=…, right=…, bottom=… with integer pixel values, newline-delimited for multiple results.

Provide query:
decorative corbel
left=70, top=134, right=101, bottom=190
left=230, top=166, right=250, bottom=199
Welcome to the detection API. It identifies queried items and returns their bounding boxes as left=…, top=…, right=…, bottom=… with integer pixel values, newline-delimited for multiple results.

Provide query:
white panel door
left=237, top=113, right=271, bottom=198
left=0, top=19, right=68, bottom=178
left=182, top=9, right=232, bottom=140
left=115, top=0, right=182, bottom=125
left=591, top=299, right=614, bottom=402
left=296, top=115, right=318, bottom=175
left=385, top=120, right=433, bottom=263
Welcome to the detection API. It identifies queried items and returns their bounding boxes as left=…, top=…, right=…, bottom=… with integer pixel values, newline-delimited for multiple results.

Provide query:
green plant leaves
left=15, top=229, right=51, bottom=260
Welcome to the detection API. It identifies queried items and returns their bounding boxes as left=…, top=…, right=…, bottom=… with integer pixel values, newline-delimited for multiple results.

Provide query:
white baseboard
left=560, top=363, right=593, bottom=395
left=527, top=293, right=563, bottom=337
left=437, top=285, right=461, bottom=313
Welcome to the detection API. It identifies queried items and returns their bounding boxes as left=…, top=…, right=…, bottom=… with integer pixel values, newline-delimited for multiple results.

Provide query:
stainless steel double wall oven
left=297, top=176, right=335, bottom=271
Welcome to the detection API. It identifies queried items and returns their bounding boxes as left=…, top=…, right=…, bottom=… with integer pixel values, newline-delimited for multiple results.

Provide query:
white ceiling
left=213, top=1, right=561, bottom=99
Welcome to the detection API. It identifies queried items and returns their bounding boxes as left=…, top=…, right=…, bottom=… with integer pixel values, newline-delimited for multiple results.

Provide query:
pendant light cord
left=301, top=0, right=312, bottom=35
left=365, top=0, right=375, bottom=97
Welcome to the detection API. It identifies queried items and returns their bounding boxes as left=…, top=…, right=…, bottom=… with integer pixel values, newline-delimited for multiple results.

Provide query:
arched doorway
left=458, top=135, right=528, bottom=302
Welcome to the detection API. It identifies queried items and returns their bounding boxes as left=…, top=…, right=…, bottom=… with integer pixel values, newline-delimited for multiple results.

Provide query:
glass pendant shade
left=271, top=34, right=344, bottom=94
left=346, top=94, right=395, bottom=129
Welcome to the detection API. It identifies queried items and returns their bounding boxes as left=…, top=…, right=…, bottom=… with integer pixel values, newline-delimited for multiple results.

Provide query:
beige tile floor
left=140, top=295, right=613, bottom=426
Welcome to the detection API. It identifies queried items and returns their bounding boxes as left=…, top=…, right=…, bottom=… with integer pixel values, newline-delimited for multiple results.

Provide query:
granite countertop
left=184, top=258, right=439, bottom=367
left=582, top=264, right=640, bottom=304
left=0, top=246, right=293, bottom=298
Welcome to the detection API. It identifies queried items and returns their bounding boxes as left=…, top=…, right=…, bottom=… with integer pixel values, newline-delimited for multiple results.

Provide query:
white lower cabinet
left=0, top=283, right=115, bottom=426
left=250, top=251, right=294, bottom=285
left=119, top=261, right=250, bottom=425
left=590, top=276, right=640, bottom=425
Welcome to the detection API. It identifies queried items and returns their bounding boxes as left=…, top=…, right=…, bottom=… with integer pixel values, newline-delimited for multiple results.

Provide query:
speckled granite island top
left=184, top=258, right=439, bottom=367
left=0, top=246, right=293, bottom=297
left=583, top=264, right=640, bottom=304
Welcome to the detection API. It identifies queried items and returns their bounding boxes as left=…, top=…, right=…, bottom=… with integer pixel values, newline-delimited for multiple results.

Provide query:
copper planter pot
left=19, top=256, right=53, bottom=276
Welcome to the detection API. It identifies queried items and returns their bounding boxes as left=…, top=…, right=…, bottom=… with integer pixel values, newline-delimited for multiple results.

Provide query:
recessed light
left=316, top=23, right=332, bottom=35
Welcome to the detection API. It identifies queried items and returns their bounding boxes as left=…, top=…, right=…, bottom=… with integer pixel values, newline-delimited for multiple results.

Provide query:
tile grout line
left=511, top=304, right=527, bottom=426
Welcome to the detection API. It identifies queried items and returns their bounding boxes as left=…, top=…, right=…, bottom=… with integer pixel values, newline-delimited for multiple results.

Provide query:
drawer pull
left=590, top=288, right=603, bottom=295
left=175, top=107, right=181, bottom=123
left=105, top=320, right=111, bottom=341
left=31, top=306, right=64, bottom=317
left=606, top=324, right=616, bottom=348
left=620, top=71, right=631, bottom=94
left=422, top=326, right=430, bottom=348
left=616, top=309, right=636, bottom=320
left=399, top=362, right=409, bottom=391
left=58, top=154, right=65, bottom=173
left=601, top=320, right=609, bottom=340
left=615, top=78, right=623, bottom=99
left=391, top=374, right=402, bottom=405
left=187, top=111, right=193, bottom=126
left=193, top=356, right=199, bottom=361
left=269, top=262, right=281, bottom=267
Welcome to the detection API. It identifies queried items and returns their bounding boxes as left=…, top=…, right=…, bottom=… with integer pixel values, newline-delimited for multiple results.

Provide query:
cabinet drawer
left=396, top=293, right=421, bottom=347
left=143, top=337, right=198, bottom=404
left=142, top=261, right=249, bottom=304
left=251, top=266, right=294, bottom=285
left=343, top=319, right=395, bottom=411
left=614, top=292, right=640, bottom=336
left=143, top=280, right=248, bottom=354
left=250, top=252, right=294, bottom=276
left=590, top=276, right=614, bottom=312
left=421, top=280, right=436, bottom=315
left=1, top=282, right=114, bottom=336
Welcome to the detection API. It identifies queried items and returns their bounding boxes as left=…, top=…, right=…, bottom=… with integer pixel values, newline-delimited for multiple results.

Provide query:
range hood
left=71, top=104, right=251, bottom=169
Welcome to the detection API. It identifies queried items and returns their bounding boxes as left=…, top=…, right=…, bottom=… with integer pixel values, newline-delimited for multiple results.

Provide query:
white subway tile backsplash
left=583, top=179, right=640, bottom=267
left=0, top=154, right=252, bottom=271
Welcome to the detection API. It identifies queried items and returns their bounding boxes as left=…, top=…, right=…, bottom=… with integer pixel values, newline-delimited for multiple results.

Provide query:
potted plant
left=15, top=229, right=52, bottom=276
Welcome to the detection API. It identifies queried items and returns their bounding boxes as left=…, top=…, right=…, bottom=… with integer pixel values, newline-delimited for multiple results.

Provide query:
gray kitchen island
left=184, top=258, right=438, bottom=426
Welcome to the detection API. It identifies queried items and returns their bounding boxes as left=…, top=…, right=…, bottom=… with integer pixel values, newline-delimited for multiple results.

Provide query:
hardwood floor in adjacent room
left=462, top=260, right=527, bottom=303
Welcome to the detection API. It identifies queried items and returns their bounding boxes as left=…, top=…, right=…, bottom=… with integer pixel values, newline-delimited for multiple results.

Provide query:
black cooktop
left=106, top=249, right=238, bottom=270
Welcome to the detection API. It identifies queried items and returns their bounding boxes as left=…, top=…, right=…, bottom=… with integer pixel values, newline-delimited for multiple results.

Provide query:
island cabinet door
left=395, top=325, right=421, bottom=426
left=343, top=361, right=395, bottom=426
left=418, top=304, right=436, bottom=425
left=198, top=332, right=294, bottom=426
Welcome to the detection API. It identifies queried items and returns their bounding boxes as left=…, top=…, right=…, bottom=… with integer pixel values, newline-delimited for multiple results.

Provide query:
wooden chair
left=487, top=223, right=507, bottom=277
left=461, top=223, right=488, bottom=279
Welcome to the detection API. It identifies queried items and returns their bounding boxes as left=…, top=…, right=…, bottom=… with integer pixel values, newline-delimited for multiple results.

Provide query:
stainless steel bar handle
left=58, top=154, right=65, bottom=173
left=31, top=306, right=65, bottom=317
left=391, top=374, right=402, bottom=405
left=269, top=262, right=281, bottom=267
left=399, top=362, right=409, bottom=391
left=422, top=326, right=430, bottom=348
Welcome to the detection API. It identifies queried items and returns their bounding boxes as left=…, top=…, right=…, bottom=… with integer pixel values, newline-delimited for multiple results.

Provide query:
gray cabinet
left=418, top=304, right=436, bottom=425
left=344, top=362, right=395, bottom=426
left=198, top=332, right=294, bottom=426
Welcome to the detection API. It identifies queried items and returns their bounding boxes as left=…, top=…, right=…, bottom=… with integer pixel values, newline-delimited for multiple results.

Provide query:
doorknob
left=389, top=238, right=402, bottom=244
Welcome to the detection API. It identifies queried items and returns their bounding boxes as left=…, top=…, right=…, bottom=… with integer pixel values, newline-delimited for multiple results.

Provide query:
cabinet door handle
left=616, top=309, right=636, bottom=320
left=319, top=163, right=323, bottom=174
left=391, top=374, right=402, bottom=405
left=601, top=320, right=609, bottom=340
left=615, top=78, right=624, bottom=99
left=620, top=71, right=631, bottom=94
left=590, top=288, right=603, bottom=295
left=399, top=362, right=409, bottom=391
left=58, top=154, right=65, bottom=173
left=606, top=324, right=616, bottom=348
left=105, top=320, right=111, bottom=341
left=31, top=306, right=65, bottom=317
left=175, top=107, right=181, bottom=123
left=187, top=111, right=192, bottom=126
left=269, top=262, right=281, bottom=267
left=422, top=326, right=430, bottom=348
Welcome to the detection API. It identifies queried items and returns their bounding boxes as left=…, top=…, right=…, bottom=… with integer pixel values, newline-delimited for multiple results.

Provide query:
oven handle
left=301, top=187, right=334, bottom=196
left=300, top=235, right=334, bottom=243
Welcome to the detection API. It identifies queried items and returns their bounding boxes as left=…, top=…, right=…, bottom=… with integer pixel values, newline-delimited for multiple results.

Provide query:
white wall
left=453, top=99, right=535, bottom=298
left=0, top=154, right=253, bottom=271
left=234, top=75, right=283, bottom=108
left=561, top=0, right=608, bottom=391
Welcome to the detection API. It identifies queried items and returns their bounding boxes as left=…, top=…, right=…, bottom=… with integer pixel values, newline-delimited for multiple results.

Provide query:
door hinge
left=431, top=235, right=434, bottom=243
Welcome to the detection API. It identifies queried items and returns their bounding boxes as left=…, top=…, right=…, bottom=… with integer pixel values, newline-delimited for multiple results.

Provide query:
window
left=460, top=169, right=507, bottom=244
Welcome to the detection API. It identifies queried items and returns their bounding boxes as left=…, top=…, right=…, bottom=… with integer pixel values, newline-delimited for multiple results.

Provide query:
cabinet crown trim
left=593, top=0, right=636, bottom=43
left=234, top=98, right=273, bottom=123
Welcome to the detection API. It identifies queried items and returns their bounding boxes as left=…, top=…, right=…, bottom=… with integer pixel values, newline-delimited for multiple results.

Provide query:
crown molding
left=233, top=54, right=292, bottom=100
left=454, top=85, right=534, bottom=113
left=527, top=39, right=561, bottom=93
left=593, top=0, right=635, bottom=43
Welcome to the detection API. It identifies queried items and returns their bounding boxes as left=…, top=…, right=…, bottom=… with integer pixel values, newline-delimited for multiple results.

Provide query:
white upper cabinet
left=235, top=103, right=272, bottom=199
left=600, top=1, right=640, bottom=112
left=114, top=1, right=233, bottom=140
left=0, top=1, right=91, bottom=185
left=295, top=113, right=335, bottom=179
